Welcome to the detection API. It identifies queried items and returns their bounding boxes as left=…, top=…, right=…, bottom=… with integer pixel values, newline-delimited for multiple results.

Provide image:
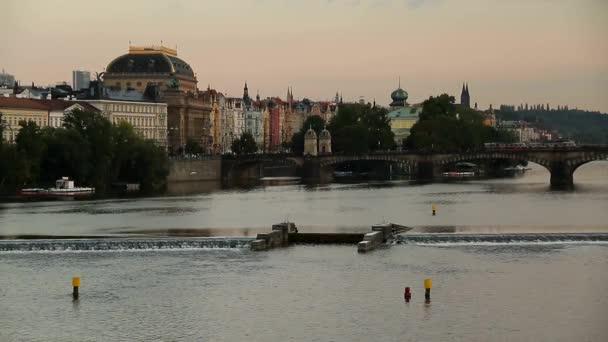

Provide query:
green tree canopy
left=232, top=132, right=258, bottom=155
left=405, top=94, right=514, bottom=151
left=1, top=110, right=169, bottom=194
left=184, top=138, right=203, bottom=155
left=328, top=103, right=395, bottom=154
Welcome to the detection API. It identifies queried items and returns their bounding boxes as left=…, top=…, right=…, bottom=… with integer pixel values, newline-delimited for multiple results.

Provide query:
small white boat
left=18, top=177, right=95, bottom=199
left=47, top=177, right=95, bottom=197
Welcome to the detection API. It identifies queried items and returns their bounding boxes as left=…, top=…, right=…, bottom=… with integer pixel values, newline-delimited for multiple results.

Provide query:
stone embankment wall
left=167, top=158, right=222, bottom=182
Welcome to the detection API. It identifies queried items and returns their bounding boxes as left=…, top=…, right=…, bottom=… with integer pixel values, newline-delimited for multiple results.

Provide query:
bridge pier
left=549, top=161, right=574, bottom=189
left=302, top=159, right=333, bottom=182
left=415, top=161, right=441, bottom=181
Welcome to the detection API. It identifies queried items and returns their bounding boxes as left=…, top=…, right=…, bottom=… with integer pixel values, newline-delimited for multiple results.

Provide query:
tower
left=318, top=126, right=332, bottom=155
left=304, top=126, right=318, bottom=156
left=460, top=83, right=471, bottom=108
left=243, top=82, right=249, bottom=99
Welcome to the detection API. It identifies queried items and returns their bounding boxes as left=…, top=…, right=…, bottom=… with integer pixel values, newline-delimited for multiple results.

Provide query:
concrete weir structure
left=357, top=223, right=399, bottom=253
left=251, top=222, right=407, bottom=252
left=250, top=222, right=296, bottom=251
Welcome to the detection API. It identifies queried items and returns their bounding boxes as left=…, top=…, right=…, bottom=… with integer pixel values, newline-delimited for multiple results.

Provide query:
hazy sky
left=2, top=0, right=607, bottom=111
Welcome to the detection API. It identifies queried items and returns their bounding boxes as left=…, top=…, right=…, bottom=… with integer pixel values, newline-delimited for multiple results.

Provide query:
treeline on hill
left=497, top=107, right=608, bottom=144
left=404, top=94, right=515, bottom=151
left=0, top=110, right=169, bottom=194
left=290, top=103, right=396, bottom=154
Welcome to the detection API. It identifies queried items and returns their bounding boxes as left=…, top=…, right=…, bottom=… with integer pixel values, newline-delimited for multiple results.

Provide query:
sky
left=1, top=0, right=607, bottom=112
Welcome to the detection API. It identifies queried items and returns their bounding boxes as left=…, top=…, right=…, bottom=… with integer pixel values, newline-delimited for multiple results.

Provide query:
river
left=0, top=162, right=607, bottom=341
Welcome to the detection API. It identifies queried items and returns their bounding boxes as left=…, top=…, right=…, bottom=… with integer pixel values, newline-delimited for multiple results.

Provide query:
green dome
left=390, top=87, right=408, bottom=107
left=391, top=88, right=408, bottom=102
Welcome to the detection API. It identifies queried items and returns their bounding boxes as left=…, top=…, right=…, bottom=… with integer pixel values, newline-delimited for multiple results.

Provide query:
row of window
left=2, top=116, right=47, bottom=127
left=112, top=116, right=164, bottom=128
left=104, top=103, right=166, bottom=114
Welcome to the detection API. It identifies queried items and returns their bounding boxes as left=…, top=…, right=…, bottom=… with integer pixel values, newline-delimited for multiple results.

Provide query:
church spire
left=460, top=82, right=471, bottom=108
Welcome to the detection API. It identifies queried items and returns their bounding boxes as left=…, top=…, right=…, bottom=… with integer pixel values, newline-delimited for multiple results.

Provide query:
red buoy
left=404, top=287, right=411, bottom=302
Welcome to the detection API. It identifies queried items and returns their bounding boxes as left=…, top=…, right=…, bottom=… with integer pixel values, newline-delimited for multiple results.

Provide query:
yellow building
left=0, top=97, right=49, bottom=143
left=386, top=85, right=421, bottom=144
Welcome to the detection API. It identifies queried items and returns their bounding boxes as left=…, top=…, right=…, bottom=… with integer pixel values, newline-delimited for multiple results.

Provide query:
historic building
left=104, top=45, right=197, bottom=93
left=0, top=97, right=49, bottom=143
left=387, top=83, right=421, bottom=144
left=303, top=126, right=332, bottom=156
left=304, top=126, right=318, bottom=156
left=84, top=97, right=168, bottom=148
left=460, top=83, right=471, bottom=108
left=0, top=97, right=99, bottom=143
left=318, top=126, right=332, bottom=155
left=102, top=45, right=211, bottom=153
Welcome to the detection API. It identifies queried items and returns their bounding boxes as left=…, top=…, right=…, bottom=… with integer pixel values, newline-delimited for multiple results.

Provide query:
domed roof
left=305, top=126, right=317, bottom=139
left=391, top=87, right=408, bottom=102
left=319, top=127, right=331, bottom=139
left=106, top=52, right=194, bottom=78
left=389, top=87, right=409, bottom=108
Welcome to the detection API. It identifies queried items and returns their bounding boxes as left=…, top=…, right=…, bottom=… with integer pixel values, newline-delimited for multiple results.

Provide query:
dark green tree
left=328, top=103, right=395, bottom=154
left=15, top=120, right=46, bottom=184
left=405, top=94, right=515, bottom=151
left=231, top=132, right=258, bottom=155
left=184, top=137, right=203, bottom=154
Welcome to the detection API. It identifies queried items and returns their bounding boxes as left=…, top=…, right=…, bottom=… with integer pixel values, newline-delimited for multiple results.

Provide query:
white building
left=44, top=100, right=99, bottom=128
left=72, top=70, right=91, bottom=91
left=83, top=99, right=168, bottom=148
left=244, top=109, right=264, bottom=149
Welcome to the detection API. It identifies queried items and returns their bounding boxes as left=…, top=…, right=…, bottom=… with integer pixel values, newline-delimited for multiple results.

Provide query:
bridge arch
left=433, top=152, right=552, bottom=170
left=567, top=152, right=608, bottom=180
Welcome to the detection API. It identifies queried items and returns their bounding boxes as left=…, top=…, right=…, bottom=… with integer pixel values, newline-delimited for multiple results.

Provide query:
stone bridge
left=222, top=147, right=608, bottom=188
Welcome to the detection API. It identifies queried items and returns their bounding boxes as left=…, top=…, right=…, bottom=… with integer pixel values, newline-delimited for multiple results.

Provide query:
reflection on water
left=0, top=161, right=606, bottom=237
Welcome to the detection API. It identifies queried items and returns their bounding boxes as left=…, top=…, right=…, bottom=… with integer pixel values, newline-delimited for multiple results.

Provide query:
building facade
left=72, top=70, right=91, bottom=91
left=102, top=45, right=210, bottom=153
left=84, top=99, right=168, bottom=147
left=0, top=97, right=100, bottom=143
left=0, top=97, right=49, bottom=143
left=387, top=84, right=421, bottom=144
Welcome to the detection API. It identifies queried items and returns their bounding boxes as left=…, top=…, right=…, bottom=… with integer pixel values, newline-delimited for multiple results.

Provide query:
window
left=137, top=82, right=142, bottom=87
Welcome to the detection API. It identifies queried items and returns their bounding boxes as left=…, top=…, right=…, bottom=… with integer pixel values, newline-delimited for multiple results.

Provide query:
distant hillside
left=496, top=108, right=608, bottom=144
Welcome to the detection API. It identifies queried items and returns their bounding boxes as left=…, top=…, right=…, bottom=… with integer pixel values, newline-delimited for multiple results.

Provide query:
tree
left=231, top=132, right=258, bottom=155
left=327, top=103, right=395, bottom=154
left=184, top=138, right=203, bottom=154
left=15, top=120, right=46, bottom=184
left=1, top=110, right=170, bottom=194
left=63, top=109, right=114, bottom=191
left=405, top=94, right=514, bottom=151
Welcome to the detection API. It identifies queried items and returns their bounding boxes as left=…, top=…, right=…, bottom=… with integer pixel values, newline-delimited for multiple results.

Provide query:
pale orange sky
left=2, top=0, right=607, bottom=111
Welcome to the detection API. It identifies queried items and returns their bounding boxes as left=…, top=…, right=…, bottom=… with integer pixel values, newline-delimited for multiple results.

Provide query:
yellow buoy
left=424, top=278, right=432, bottom=289
left=72, top=277, right=80, bottom=287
